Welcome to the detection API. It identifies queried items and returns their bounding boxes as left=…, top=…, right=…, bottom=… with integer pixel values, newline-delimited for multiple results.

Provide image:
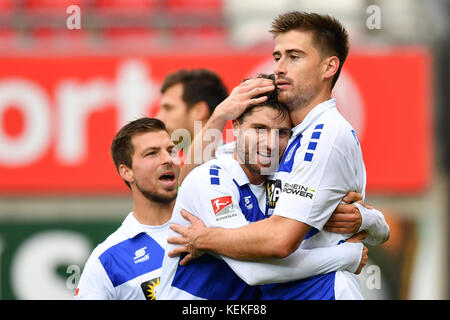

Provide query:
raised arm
left=179, top=78, right=275, bottom=185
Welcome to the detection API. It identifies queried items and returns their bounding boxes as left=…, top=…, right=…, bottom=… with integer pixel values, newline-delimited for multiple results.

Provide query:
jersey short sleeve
left=273, top=119, right=365, bottom=231
left=76, top=249, right=115, bottom=299
left=175, top=162, right=249, bottom=229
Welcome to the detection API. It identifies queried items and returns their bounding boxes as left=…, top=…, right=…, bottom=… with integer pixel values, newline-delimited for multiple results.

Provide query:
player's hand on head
left=167, top=209, right=207, bottom=265
left=213, top=77, right=275, bottom=121
left=324, top=202, right=362, bottom=234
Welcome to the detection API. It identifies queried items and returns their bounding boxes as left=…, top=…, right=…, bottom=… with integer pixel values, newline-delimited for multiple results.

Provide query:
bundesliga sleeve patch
left=210, top=196, right=238, bottom=221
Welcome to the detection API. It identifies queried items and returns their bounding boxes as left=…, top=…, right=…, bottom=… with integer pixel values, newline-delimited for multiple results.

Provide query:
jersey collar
left=220, top=154, right=250, bottom=186
left=291, top=98, right=336, bottom=137
left=122, top=212, right=146, bottom=239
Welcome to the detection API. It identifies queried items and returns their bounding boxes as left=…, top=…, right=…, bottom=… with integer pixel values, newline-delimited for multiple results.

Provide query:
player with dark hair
left=157, top=69, right=228, bottom=138
left=76, top=118, right=180, bottom=300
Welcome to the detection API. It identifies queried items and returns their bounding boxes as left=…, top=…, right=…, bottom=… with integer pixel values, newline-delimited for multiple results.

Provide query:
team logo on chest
left=266, top=179, right=282, bottom=210
left=141, top=277, right=160, bottom=300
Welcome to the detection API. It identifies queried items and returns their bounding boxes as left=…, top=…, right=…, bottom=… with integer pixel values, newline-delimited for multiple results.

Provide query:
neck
left=132, top=191, right=174, bottom=226
left=289, top=87, right=332, bottom=126
left=233, top=151, right=266, bottom=185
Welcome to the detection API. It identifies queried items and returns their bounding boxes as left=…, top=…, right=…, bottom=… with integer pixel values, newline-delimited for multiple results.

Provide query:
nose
left=274, top=57, right=286, bottom=77
left=160, top=149, right=174, bottom=166
left=155, top=109, right=166, bottom=123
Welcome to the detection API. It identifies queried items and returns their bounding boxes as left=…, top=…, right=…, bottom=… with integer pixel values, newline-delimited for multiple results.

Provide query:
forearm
left=179, top=112, right=228, bottom=185
left=221, top=241, right=363, bottom=285
left=354, top=202, right=390, bottom=246
left=196, top=215, right=308, bottom=260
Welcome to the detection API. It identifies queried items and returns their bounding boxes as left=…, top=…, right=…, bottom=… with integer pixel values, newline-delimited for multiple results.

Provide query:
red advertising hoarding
left=0, top=48, right=432, bottom=194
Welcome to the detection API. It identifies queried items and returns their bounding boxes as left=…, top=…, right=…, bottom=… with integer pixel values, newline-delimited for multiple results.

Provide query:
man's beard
left=135, top=180, right=177, bottom=203
left=278, top=83, right=318, bottom=110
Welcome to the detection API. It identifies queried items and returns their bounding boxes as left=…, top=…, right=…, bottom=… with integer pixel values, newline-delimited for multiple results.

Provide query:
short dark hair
left=111, top=117, right=168, bottom=188
left=236, top=74, right=288, bottom=124
left=270, top=11, right=349, bottom=89
left=160, top=69, right=228, bottom=116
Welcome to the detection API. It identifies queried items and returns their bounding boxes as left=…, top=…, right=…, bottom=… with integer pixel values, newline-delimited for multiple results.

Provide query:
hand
left=213, top=77, right=275, bottom=121
left=324, top=202, right=362, bottom=234
left=343, top=191, right=373, bottom=209
left=167, top=209, right=207, bottom=265
left=345, top=231, right=368, bottom=274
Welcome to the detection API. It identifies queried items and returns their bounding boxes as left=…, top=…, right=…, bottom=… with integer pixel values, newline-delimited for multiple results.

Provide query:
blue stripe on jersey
left=304, top=227, right=319, bottom=239
left=311, top=131, right=321, bottom=139
left=314, top=124, right=324, bottom=130
left=304, top=152, right=314, bottom=162
left=172, top=253, right=261, bottom=300
left=278, top=134, right=302, bottom=173
left=308, top=142, right=317, bottom=150
left=99, top=233, right=164, bottom=287
left=232, top=179, right=266, bottom=222
left=210, top=177, right=220, bottom=185
left=261, top=272, right=335, bottom=300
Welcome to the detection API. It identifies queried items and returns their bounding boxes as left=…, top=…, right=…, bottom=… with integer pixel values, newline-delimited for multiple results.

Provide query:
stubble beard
left=135, top=180, right=177, bottom=204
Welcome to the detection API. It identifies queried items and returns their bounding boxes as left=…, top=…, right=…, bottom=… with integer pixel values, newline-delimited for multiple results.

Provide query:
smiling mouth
left=257, top=151, right=271, bottom=158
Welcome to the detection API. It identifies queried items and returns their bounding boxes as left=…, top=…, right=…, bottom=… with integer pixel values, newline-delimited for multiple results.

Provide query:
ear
left=189, top=101, right=210, bottom=121
left=231, top=119, right=240, bottom=137
left=119, top=163, right=134, bottom=185
left=322, top=56, right=340, bottom=81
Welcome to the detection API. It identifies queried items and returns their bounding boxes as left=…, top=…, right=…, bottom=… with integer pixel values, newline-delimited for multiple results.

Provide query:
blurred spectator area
left=0, top=0, right=448, bottom=53
left=0, top=0, right=227, bottom=51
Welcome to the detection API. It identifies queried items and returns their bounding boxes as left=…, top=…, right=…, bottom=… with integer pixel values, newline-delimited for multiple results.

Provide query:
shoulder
left=180, top=156, right=240, bottom=195
left=309, top=108, right=360, bottom=153
left=86, top=224, right=128, bottom=263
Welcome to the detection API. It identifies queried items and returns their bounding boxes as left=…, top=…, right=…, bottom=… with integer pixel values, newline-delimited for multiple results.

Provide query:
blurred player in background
left=157, top=69, right=228, bottom=140
left=75, top=118, right=180, bottom=300
left=167, top=11, right=390, bottom=299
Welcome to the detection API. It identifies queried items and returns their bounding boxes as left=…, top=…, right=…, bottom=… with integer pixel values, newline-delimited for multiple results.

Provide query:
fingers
left=167, top=236, right=187, bottom=245
left=357, top=200, right=373, bottom=210
left=354, top=246, right=368, bottom=275
left=345, top=231, right=367, bottom=243
left=180, top=209, right=200, bottom=224
left=168, top=245, right=189, bottom=258
left=179, top=253, right=196, bottom=266
left=170, top=223, right=187, bottom=236
left=333, top=204, right=359, bottom=216
left=343, top=191, right=363, bottom=203
left=327, top=211, right=359, bottom=223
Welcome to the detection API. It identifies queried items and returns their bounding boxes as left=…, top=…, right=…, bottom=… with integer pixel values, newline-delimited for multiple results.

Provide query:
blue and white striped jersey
left=75, top=213, right=168, bottom=300
left=263, top=98, right=368, bottom=299
left=157, top=151, right=364, bottom=300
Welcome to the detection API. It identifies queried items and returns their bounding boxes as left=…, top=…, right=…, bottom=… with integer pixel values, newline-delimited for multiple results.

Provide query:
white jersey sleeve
left=355, top=203, right=390, bottom=246
left=220, top=241, right=363, bottom=285
left=76, top=249, right=115, bottom=300
left=273, top=119, right=366, bottom=231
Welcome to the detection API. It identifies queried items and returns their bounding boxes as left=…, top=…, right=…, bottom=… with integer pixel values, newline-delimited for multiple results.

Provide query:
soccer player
left=167, top=12, right=390, bottom=299
left=157, top=75, right=369, bottom=300
left=156, top=69, right=228, bottom=138
left=75, top=118, right=180, bottom=300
